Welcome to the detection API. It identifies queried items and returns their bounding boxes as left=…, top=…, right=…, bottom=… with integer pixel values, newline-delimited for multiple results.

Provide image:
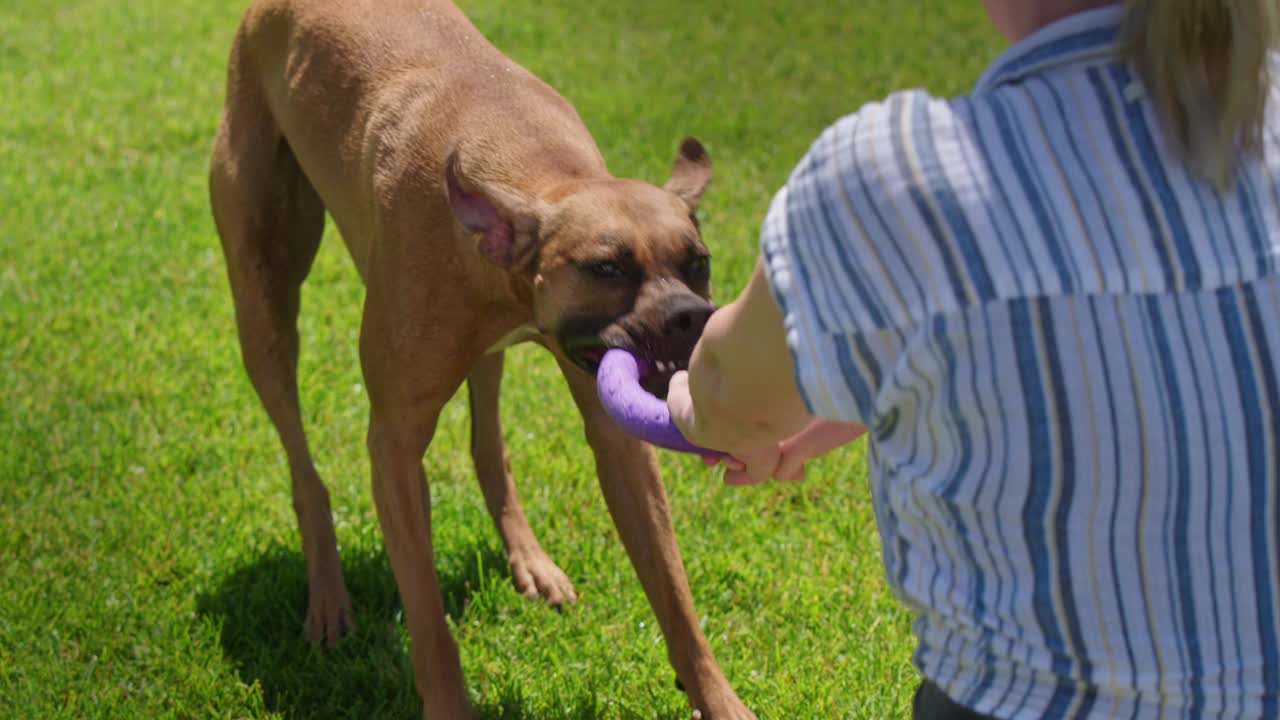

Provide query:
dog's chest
left=484, top=324, right=541, bottom=355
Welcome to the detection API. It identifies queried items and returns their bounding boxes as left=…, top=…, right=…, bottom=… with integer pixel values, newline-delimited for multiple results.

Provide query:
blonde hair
left=1121, top=0, right=1280, bottom=189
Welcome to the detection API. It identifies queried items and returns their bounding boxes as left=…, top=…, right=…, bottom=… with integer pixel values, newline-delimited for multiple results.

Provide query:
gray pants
left=912, top=680, right=993, bottom=720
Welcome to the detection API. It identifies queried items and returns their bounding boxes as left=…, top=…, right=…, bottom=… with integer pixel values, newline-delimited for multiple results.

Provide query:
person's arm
left=668, top=260, right=866, bottom=483
left=670, top=121, right=880, bottom=482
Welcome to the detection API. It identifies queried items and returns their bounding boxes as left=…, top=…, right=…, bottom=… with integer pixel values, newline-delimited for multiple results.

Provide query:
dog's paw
left=688, top=699, right=758, bottom=720
left=685, top=684, right=758, bottom=720
left=508, top=547, right=577, bottom=609
left=303, top=581, right=354, bottom=648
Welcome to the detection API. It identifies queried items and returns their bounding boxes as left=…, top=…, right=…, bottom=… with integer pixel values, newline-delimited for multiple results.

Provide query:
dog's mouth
left=563, top=336, right=611, bottom=374
left=632, top=346, right=691, bottom=400
left=563, top=334, right=691, bottom=400
left=559, top=295, right=711, bottom=400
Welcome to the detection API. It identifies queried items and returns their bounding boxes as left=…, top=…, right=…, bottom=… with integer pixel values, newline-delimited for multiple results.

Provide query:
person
left=666, top=0, right=1280, bottom=717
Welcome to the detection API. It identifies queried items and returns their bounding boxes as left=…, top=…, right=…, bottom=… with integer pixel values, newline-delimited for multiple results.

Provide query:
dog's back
left=224, top=0, right=606, bottom=259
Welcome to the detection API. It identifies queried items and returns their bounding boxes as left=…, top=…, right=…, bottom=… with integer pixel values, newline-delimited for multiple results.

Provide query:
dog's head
left=445, top=137, right=714, bottom=398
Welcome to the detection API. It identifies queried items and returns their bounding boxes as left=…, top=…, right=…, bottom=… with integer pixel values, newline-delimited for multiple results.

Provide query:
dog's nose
left=662, top=295, right=714, bottom=342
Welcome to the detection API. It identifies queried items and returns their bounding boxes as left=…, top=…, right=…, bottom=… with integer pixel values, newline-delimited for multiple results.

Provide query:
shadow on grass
left=196, top=541, right=615, bottom=720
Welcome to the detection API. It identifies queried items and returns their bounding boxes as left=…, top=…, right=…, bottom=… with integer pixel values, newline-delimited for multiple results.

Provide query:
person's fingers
left=723, top=468, right=760, bottom=485
left=775, top=442, right=808, bottom=482
left=735, top=445, right=780, bottom=484
left=746, top=461, right=775, bottom=484
left=767, top=420, right=865, bottom=483
left=716, top=446, right=778, bottom=485
left=702, top=454, right=745, bottom=471
left=779, top=421, right=867, bottom=466
left=775, top=456, right=806, bottom=482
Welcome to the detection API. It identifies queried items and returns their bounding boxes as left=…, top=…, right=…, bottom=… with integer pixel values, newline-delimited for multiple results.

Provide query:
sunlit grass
left=0, top=1, right=1001, bottom=716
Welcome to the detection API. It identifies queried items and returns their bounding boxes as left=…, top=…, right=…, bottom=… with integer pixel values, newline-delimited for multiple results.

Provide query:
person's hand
left=671, top=369, right=769, bottom=481
left=773, top=419, right=867, bottom=481
left=701, top=444, right=783, bottom=485
left=701, top=419, right=866, bottom=485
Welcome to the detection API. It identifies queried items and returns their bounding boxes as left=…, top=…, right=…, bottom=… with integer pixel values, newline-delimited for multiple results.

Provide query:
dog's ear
left=663, top=136, right=712, bottom=211
left=445, top=149, right=547, bottom=267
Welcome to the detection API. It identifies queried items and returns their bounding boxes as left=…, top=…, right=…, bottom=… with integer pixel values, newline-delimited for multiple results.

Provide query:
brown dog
left=208, top=0, right=754, bottom=717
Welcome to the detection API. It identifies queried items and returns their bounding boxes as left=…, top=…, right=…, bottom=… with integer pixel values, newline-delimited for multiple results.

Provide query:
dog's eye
left=684, top=255, right=710, bottom=281
left=584, top=260, right=625, bottom=279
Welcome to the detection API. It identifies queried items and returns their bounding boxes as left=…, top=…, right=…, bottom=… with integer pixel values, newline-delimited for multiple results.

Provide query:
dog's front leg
left=367, top=410, right=471, bottom=719
left=361, top=295, right=474, bottom=719
left=556, top=356, right=757, bottom=720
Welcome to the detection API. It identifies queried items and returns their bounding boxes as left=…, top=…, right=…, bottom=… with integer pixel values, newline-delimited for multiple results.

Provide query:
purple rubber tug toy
left=596, top=348, right=724, bottom=456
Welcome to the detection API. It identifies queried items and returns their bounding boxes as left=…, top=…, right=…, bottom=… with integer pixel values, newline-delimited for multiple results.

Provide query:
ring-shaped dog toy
left=596, top=348, right=724, bottom=456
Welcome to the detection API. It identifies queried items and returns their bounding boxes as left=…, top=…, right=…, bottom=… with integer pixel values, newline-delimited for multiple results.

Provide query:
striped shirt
left=760, top=7, right=1280, bottom=719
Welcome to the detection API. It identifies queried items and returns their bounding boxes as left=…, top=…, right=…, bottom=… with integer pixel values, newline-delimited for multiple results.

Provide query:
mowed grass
left=0, top=1, right=1001, bottom=718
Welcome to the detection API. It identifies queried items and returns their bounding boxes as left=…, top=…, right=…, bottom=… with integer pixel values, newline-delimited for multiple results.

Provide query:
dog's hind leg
left=209, top=41, right=352, bottom=647
left=467, top=351, right=578, bottom=607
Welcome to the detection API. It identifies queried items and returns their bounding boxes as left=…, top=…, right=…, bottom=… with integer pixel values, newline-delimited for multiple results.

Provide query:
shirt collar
left=975, top=4, right=1125, bottom=92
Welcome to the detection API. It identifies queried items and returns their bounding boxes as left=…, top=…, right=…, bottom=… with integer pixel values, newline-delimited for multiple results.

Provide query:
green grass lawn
left=0, top=1, right=1001, bottom=717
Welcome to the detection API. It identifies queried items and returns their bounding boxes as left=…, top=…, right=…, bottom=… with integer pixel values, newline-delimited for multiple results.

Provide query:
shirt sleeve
left=759, top=112, right=909, bottom=425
